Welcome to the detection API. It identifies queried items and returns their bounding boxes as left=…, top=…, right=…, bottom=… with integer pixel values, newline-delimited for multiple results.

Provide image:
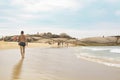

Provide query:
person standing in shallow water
left=18, top=31, right=27, bottom=58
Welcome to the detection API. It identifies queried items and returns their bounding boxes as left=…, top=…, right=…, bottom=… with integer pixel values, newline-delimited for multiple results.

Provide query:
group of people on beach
left=48, top=40, right=69, bottom=47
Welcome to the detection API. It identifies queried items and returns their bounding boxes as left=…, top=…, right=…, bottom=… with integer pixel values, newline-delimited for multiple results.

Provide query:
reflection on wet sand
left=12, top=58, right=24, bottom=80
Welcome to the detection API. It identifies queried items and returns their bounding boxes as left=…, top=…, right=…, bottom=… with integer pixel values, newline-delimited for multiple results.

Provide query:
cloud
left=115, top=10, right=120, bottom=16
left=0, top=22, right=120, bottom=38
left=104, top=0, right=120, bottom=3
left=89, top=9, right=107, bottom=17
left=10, top=0, right=98, bottom=12
left=11, top=0, right=82, bottom=12
left=89, top=22, right=120, bottom=30
left=0, top=0, right=98, bottom=22
left=75, top=22, right=120, bottom=38
left=0, top=16, right=19, bottom=23
left=5, top=0, right=82, bottom=22
left=0, top=0, right=120, bottom=38
left=7, top=0, right=98, bottom=22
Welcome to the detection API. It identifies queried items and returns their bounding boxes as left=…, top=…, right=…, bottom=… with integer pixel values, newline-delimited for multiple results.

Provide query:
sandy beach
left=0, top=47, right=120, bottom=80
left=0, top=41, right=74, bottom=50
left=0, top=41, right=51, bottom=50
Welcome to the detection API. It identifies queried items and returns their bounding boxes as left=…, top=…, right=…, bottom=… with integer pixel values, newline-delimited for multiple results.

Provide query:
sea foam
left=75, top=52, right=120, bottom=68
left=110, top=49, right=120, bottom=53
left=82, top=47, right=108, bottom=51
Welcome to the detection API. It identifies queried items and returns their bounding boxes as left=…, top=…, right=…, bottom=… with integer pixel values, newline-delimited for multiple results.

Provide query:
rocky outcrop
left=79, top=36, right=120, bottom=46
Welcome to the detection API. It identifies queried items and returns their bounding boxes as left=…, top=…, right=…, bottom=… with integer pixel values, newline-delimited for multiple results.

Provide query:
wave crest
left=110, top=49, right=120, bottom=53
left=76, top=53, right=120, bottom=68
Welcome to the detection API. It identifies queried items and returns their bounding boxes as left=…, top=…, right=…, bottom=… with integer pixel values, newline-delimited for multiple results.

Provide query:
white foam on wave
left=103, top=63, right=120, bottom=68
left=91, top=48, right=107, bottom=51
left=75, top=53, right=120, bottom=68
left=110, top=49, right=120, bottom=53
left=82, top=47, right=108, bottom=51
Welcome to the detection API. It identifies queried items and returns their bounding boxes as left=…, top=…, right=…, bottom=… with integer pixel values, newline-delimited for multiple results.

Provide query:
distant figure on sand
left=18, top=31, right=27, bottom=58
left=57, top=41, right=61, bottom=47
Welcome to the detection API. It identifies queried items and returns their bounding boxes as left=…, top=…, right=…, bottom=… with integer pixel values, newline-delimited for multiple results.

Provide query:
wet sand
left=0, top=47, right=120, bottom=80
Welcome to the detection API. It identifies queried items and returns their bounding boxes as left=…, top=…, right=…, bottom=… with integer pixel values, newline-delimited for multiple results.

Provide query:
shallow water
left=75, top=46, right=120, bottom=67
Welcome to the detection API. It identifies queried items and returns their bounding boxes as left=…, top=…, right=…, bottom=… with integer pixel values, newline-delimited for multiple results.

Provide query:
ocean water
left=74, top=46, right=120, bottom=68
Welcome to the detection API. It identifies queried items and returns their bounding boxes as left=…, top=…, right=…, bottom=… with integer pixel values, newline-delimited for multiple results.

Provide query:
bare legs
left=20, top=46, right=25, bottom=58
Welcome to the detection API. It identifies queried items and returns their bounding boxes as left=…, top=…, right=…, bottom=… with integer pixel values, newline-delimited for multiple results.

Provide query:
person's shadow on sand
left=12, top=58, right=24, bottom=80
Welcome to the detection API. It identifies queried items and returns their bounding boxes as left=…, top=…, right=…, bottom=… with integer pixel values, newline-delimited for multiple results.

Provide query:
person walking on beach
left=18, top=31, right=27, bottom=58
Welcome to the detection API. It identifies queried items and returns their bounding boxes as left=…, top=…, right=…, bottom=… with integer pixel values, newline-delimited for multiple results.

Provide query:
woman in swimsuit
left=18, top=31, right=27, bottom=58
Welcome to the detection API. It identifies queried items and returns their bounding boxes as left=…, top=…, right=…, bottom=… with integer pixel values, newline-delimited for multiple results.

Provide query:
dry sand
left=0, top=41, right=51, bottom=50
left=0, top=47, right=120, bottom=80
left=0, top=41, right=74, bottom=50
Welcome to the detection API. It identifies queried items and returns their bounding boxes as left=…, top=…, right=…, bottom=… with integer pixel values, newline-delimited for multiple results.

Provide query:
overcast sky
left=0, top=0, right=120, bottom=38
